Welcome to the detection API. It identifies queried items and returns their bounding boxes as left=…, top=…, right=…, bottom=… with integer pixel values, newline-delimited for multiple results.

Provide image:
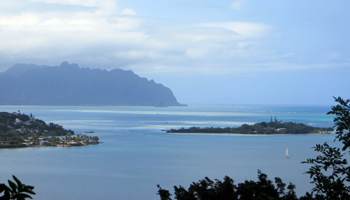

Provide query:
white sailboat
left=286, top=148, right=290, bottom=158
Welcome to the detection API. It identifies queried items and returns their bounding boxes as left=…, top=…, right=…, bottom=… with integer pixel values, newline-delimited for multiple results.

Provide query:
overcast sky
left=0, top=0, right=349, bottom=105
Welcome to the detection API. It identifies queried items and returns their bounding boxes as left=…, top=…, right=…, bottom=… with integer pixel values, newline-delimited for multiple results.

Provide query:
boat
left=286, top=148, right=290, bottom=158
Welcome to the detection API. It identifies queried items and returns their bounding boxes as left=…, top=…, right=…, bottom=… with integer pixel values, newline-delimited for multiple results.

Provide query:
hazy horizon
left=0, top=0, right=348, bottom=105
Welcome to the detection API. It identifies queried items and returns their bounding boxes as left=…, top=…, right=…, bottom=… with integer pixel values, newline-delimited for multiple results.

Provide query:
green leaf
left=12, top=193, right=33, bottom=199
left=12, top=175, right=23, bottom=190
left=24, top=185, right=34, bottom=191
left=8, top=180, right=17, bottom=193
left=22, top=187, right=36, bottom=195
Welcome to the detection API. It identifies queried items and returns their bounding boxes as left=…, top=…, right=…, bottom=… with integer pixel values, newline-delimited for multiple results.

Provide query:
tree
left=0, top=176, right=35, bottom=200
left=157, top=185, right=172, bottom=200
left=302, top=97, right=350, bottom=199
left=157, top=170, right=297, bottom=200
left=91, top=136, right=99, bottom=142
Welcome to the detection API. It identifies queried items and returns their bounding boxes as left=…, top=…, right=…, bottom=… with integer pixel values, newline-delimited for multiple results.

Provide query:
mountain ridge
left=0, top=62, right=185, bottom=106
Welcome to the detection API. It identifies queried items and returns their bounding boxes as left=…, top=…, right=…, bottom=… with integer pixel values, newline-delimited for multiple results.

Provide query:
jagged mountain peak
left=59, top=61, right=79, bottom=69
left=0, top=62, right=186, bottom=106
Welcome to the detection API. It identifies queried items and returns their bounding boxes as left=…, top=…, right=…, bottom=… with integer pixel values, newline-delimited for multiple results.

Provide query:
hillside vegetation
left=168, top=119, right=333, bottom=134
left=0, top=111, right=98, bottom=148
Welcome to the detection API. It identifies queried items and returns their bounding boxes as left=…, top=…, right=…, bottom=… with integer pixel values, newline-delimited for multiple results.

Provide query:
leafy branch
left=0, top=176, right=35, bottom=200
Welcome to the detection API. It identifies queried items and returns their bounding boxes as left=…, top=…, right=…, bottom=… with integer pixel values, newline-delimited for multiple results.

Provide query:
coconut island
left=0, top=111, right=99, bottom=148
left=167, top=118, right=333, bottom=134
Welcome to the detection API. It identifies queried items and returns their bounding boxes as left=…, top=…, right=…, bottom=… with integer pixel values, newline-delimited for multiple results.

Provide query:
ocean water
left=0, top=105, right=340, bottom=199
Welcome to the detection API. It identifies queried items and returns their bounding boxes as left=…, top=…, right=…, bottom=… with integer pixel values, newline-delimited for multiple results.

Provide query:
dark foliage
left=302, top=97, right=350, bottom=199
left=168, top=121, right=332, bottom=134
left=157, top=170, right=298, bottom=200
left=0, top=176, right=35, bottom=200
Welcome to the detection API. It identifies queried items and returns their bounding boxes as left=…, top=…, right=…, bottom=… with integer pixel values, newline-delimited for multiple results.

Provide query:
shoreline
left=167, top=132, right=332, bottom=136
left=0, top=142, right=101, bottom=149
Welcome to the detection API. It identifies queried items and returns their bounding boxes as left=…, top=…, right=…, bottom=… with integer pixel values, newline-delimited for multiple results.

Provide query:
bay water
left=0, top=105, right=339, bottom=199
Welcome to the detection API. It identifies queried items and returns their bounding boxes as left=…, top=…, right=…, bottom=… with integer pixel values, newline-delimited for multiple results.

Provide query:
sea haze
left=0, top=105, right=340, bottom=200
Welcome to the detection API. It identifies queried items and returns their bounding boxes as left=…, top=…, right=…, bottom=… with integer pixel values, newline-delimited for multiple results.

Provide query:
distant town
left=0, top=111, right=99, bottom=148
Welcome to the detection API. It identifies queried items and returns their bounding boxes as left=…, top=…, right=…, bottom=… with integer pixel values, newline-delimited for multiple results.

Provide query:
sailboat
left=286, top=148, right=290, bottom=158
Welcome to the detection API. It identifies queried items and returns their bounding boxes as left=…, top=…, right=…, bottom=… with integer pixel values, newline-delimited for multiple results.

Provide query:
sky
left=0, top=0, right=349, bottom=105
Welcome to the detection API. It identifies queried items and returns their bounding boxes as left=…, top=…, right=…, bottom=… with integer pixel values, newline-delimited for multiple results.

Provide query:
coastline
left=0, top=142, right=101, bottom=149
left=167, top=131, right=332, bottom=136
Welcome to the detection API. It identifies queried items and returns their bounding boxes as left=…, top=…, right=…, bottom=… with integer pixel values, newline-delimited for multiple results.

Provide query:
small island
left=0, top=111, right=100, bottom=148
left=167, top=118, right=333, bottom=134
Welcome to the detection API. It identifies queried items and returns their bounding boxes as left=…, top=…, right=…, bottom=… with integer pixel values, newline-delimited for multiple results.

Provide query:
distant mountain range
left=0, top=62, right=185, bottom=106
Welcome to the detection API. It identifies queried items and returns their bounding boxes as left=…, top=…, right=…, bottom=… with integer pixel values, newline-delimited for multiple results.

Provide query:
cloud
left=0, top=0, right=339, bottom=78
left=120, top=8, right=137, bottom=15
left=30, top=0, right=118, bottom=15
left=0, top=0, right=142, bottom=55
left=30, top=0, right=116, bottom=9
left=231, top=0, right=245, bottom=10
left=200, top=22, right=272, bottom=39
left=0, top=13, right=39, bottom=26
left=0, top=0, right=273, bottom=74
left=0, top=0, right=279, bottom=76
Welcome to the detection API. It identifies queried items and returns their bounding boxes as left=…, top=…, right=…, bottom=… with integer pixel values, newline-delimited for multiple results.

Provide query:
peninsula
left=0, top=111, right=99, bottom=148
left=167, top=120, right=333, bottom=134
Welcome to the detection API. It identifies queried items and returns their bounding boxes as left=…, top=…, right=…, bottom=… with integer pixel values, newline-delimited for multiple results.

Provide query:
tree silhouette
left=0, top=176, right=35, bottom=200
left=302, top=97, right=350, bottom=199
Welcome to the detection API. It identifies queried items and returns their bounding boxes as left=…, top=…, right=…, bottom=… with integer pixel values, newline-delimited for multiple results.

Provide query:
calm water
left=0, top=105, right=339, bottom=199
